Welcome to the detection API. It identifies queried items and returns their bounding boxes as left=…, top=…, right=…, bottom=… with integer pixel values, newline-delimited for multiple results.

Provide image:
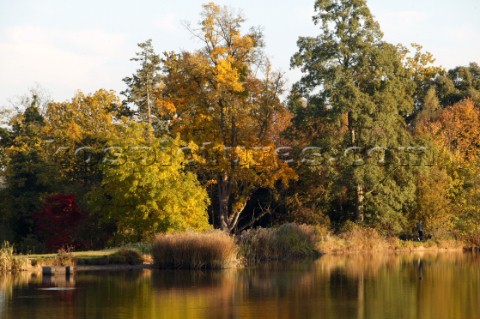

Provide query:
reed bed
left=152, top=230, right=237, bottom=269
left=237, top=223, right=320, bottom=263
left=0, top=242, right=28, bottom=273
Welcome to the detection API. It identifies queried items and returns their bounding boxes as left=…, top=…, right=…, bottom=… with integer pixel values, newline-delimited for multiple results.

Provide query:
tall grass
left=152, top=230, right=237, bottom=269
left=238, top=223, right=320, bottom=263
left=316, top=222, right=390, bottom=254
left=0, top=242, right=28, bottom=273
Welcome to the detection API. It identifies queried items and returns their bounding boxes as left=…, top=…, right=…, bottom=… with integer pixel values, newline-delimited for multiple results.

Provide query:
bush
left=455, top=212, right=480, bottom=248
left=339, top=221, right=388, bottom=252
left=315, top=222, right=390, bottom=254
left=237, top=223, right=319, bottom=263
left=54, top=248, right=74, bottom=266
left=152, top=230, right=237, bottom=269
left=108, top=248, right=144, bottom=265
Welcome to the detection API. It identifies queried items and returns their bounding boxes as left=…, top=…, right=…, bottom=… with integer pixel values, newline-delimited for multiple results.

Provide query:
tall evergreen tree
left=122, top=39, right=162, bottom=131
left=290, top=0, right=417, bottom=231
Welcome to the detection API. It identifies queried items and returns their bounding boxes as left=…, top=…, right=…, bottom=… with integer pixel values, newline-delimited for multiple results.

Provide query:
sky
left=0, top=0, right=479, bottom=108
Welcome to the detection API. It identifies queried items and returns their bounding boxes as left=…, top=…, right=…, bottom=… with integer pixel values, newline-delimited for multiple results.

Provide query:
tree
left=400, top=43, right=444, bottom=124
left=415, top=86, right=441, bottom=124
left=33, top=193, right=86, bottom=252
left=161, top=3, right=295, bottom=232
left=290, top=0, right=417, bottom=231
left=43, top=89, right=122, bottom=190
left=433, top=63, right=480, bottom=107
left=415, top=99, right=480, bottom=236
left=122, top=39, right=162, bottom=131
left=417, top=99, right=480, bottom=161
left=0, top=96, right=57, bottom=245
left=86, top=121, right=210, bottom=243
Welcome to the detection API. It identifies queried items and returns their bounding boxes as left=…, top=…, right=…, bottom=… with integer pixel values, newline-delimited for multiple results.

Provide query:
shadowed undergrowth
left=237, top=223, right=320, bottom=263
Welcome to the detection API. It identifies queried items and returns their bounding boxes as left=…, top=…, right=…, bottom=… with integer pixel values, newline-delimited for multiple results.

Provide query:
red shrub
left=33, top=194, right=86, bottom=252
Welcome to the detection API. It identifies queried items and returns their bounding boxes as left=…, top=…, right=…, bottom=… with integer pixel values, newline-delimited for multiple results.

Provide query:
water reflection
left=1, top=252, right=479, bottom=319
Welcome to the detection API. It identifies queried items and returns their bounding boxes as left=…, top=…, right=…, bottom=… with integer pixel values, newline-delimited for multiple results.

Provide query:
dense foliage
left=33, top=193, right=86, bottom=252
left=0, top=0, right=479, bottom=251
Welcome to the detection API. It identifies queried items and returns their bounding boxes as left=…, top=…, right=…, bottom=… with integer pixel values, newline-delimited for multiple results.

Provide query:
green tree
left=415, top=86, right=441, bottom=124
left=400, top=43, right=444, bottom=124
left=0, top=96, right=57, bottom=246
left=434, top=62, right=480, bottom=107
left=122, top=39, right=162, bottom=131
left=290, top=0, right=417, bottom=231
left=87, top=121, right=210, bottom=242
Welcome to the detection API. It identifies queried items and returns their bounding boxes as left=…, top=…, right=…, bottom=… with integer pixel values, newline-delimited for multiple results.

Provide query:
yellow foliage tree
left=86, top=121, right=211, bottom=242
left=160, top=3, right=295, bottom=232
left=416, top=99, right=480, bottom=238
left=43, top=89, right=122, bottom=186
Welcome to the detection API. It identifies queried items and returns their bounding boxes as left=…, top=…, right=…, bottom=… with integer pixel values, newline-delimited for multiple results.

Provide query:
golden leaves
left=214, top=57, right=244, bottom=92
left=418, top=99, right=480, bottom=163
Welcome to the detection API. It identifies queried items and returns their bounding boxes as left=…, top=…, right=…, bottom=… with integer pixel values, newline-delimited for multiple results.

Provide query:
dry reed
left=238, top=223, right=320, bottom=263
left=152, top=230, right=237, bottom=269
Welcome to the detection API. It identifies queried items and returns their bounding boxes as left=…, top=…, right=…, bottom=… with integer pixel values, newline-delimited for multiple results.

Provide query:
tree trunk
left=217, top=172, right=249, bottom=232
left=356, top=184, right=364, bottom=222
left=217, top=172, right=230, bottom=231
left=349, top=113, right=364, bottom=222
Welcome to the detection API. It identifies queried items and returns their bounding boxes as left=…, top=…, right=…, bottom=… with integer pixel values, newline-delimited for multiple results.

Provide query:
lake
left=1, top=252, right=479, bottom=319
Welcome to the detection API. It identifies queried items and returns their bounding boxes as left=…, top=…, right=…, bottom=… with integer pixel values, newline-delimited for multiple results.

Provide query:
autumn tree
left=415, top=99, right=480, bottom=237
left=43, top=89, right=123, bottom=190
left=290, top=0, right=418, bottom=231
left=160, top=3, right=295, bottom=232
left=86, top=121, right=210, bottom=243
left=33, top=193, right=86, bottom=252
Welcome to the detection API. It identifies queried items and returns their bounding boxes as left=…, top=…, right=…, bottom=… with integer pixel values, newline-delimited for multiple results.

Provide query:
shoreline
left=320, top=244, right=467, bottom=255
left=19, top=245, right=474, bottom=274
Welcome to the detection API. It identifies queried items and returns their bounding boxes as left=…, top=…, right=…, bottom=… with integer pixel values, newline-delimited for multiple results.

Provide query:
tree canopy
left=1, top=0, right=479, bottom=250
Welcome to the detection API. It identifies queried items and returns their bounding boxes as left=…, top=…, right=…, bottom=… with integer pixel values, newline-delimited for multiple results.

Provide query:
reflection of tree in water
left=313, top=252, right=478, bottom=319
left=150, top=254, right=480, bottom=319
left=152, top=269, right=237, bottom=319
left=0, top=272, right=38, bottom=304
left=152, top=269, right=230, bottom=290
left=151, top=263, right=319, bottom=319
left=1, top=253, right=480, bottom=319
left=238, top=261, right=316, bottom=298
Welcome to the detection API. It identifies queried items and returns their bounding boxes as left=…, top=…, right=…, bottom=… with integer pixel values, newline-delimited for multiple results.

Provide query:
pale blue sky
left=1, top=0, right=479, bottom=107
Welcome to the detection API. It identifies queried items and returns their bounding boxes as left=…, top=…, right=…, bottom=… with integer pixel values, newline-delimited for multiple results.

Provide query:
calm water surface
left=1, top=252, right=479, bottom=319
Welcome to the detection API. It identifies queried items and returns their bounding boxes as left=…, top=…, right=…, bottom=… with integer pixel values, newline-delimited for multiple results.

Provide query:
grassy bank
left=27, top=247, right=146, bottom=268
left=13, top=223, right=470, bottom=272
left=315, top=223, right=465, bottom=254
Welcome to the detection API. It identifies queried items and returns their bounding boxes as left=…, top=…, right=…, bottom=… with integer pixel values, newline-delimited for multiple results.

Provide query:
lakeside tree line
left=1, top=0, right=479, bottom=252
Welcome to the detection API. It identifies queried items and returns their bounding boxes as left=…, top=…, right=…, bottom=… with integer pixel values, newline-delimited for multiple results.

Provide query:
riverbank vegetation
left=1, top=0, right=480, bottom=254
left=152, top=230, right=237, bottom=269
left=3, top=223, right=469, bottom=272
left=238, top=223, right=319, bottom=262
left=0, top=242, right=28, bottom=273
